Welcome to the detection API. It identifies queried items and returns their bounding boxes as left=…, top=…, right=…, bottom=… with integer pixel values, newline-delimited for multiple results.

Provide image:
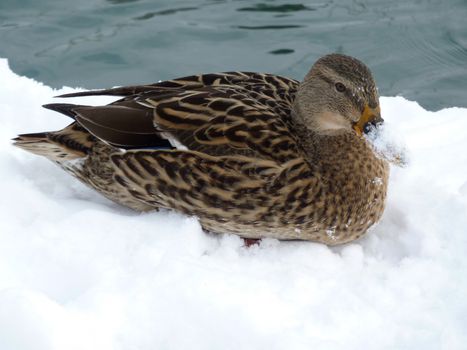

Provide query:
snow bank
left=1, top=58, right=466, bottom=350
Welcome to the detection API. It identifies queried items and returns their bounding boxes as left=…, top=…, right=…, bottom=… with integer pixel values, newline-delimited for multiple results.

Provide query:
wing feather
left=55, top=72, right=301, bottom=161
left=140, top=86, right=301, bottom=163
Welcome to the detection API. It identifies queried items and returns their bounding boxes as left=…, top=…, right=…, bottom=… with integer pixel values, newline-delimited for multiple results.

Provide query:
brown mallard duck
left=13, top=53, right=388, bottom=245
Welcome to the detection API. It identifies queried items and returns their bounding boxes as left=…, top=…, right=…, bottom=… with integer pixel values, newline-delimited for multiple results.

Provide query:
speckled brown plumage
left=13, top=54, right=389, bottom=245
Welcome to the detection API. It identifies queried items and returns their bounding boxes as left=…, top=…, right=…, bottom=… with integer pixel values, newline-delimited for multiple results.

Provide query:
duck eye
left=335, top=82, right=346, bottom=92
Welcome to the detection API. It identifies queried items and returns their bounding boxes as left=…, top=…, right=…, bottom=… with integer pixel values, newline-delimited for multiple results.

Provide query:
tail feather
left=12, top=131, right=48, bottom=142
left=56, top=85, right=159, bottom=98
left=13, top=132, right=78, bottom=161
left=13, top=123, right=93, bottom=162
left=42, top=103, right=88, bottom=120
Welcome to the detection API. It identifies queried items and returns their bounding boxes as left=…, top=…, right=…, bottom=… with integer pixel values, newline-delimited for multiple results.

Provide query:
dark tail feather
left=55, top=85, right=160, bottom=98
left=56, top=90, right=118, bottom=98
left=42, top=103, right=88, bottom=120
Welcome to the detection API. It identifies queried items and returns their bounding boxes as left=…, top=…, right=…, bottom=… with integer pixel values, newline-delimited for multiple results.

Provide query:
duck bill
left=353, top=105, right=383, bottom=136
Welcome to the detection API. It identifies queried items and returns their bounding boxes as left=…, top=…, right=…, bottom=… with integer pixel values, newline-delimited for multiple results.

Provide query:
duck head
left=293, top=53, right=383, bottom=136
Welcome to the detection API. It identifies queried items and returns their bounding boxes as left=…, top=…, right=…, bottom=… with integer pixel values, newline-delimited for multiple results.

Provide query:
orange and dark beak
left=353, top=104, right=383, bottom=136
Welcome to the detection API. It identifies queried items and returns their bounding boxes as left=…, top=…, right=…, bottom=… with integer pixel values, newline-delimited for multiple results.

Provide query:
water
left=1, top=0, right=466, bottom=111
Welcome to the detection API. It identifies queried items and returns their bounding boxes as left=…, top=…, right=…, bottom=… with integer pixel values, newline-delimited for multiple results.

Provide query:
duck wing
left=55, top=72, right=302, bottom=163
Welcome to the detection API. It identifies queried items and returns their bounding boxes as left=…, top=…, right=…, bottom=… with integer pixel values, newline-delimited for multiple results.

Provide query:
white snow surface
left=1, top=58, right=467, bottom=350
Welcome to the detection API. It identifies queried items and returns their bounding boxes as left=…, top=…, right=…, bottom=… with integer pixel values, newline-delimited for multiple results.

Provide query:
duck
left=13, top=53, right=389, bottom=245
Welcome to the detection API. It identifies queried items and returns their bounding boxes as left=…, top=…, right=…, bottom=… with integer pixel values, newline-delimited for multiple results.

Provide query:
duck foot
left=243, top=238, right=261, bottom=247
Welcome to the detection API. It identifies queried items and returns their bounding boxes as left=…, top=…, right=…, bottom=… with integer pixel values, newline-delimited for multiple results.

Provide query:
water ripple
left=237, top=4, right=314, bottom=13
left=269, top=49, right=295, bottom=55
left=106, top=0, right=140, bottom=4
left=134, top=7, right=198, bottom=20
left=236, top=25, right=304, bottom=30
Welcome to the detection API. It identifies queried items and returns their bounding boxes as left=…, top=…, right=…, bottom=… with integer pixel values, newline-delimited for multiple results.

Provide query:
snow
left=1, top=58, right=467, bottom=350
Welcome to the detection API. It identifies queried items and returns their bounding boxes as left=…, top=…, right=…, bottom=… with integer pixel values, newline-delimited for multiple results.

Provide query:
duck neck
left=291, top=117, right=382, bottom=188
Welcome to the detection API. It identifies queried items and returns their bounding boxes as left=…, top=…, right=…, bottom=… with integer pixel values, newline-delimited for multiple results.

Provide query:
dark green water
left=1, top=0, right=466, bottom=110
